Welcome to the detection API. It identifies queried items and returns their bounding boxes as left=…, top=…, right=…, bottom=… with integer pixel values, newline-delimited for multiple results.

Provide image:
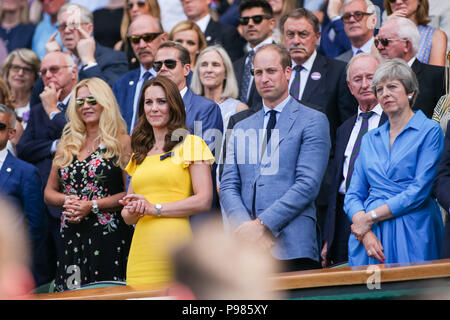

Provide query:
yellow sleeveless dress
left=125, top=134, right=214, bottom=286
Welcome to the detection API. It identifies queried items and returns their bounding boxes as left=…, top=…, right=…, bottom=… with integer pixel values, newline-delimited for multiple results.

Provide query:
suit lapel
left=183, top=88, right=193, bottom=114
left=0, top=152, right=15, bottom=191
left=302, top=54, right=326, bottom=101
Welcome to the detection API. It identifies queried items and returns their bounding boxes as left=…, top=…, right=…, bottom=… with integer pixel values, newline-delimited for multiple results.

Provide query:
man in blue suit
left=16, top=51, right=78, bottom=286
left=0, top=105, right=47, bottom=286
left=321, top=53, right=386, bottom=267
left=220, top=44, right=331, bottom=271
left=113, top=14, right=168, bottom=134
left=155, top=41, right=224, bottom=230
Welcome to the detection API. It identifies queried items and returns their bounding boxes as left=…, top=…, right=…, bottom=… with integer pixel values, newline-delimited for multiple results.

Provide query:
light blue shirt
left=32, top=13, right=64, bottom=60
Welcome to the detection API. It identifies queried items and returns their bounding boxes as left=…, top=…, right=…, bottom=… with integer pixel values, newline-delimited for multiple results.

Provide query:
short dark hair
left=280, top=8, right=320, bottom=35
left=239, top=0, right=273, bottom=16
left=157, top=40, right=191, bottom=65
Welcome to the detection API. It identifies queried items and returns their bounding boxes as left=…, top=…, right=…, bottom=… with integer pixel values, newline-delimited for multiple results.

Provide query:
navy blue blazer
left=323, top=111, right=388, bottom=253
left=113, top=68, right=141, bottom=132
left=16, top=103, right=67, bottom=219
left=30, top=43, right=129, bottom=106
left=0, top=151, right=46, bottom=251
left=435, top=120, right=450, bottom=212
left=205, top=19, right=245, bottom=62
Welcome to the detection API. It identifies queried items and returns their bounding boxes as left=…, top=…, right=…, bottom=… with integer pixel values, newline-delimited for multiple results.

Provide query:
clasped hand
left=119, top=194, right=154, bottom=217
left=351, top=211, right=373, bottom=242
left=63, top=195, right=92, bottom=224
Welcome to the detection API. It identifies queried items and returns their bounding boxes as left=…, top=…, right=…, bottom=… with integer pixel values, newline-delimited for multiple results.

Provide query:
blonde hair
left=53, top=78, right=128, bottom=169
left=0, top=0, right=30, bottom=24
left=190, top=45, right=239, bottom=100
left=1, top=48, right=41, bottom=86
left=120, top=0, right=161, bottom=42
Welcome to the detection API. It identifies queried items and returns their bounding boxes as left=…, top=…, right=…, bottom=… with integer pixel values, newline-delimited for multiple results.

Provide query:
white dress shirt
left=0, top=147, right=8, bottom=170
left=339, top=104, right=383, bottom=194
left=351, top=37, right=374, bottom=56
left=289, top=50, right=317, bottom=100
left=130, top=65, right=157, bottom=133
left=195, top=14, right=211, bottom=34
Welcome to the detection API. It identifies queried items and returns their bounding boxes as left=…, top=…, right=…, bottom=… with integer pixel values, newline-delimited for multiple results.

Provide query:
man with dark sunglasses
left=16, top=51, right=79, bottom=287
left=181, top=0, right=245, bottom=62
left=336, top=0, right=377, bottom=63
left=113, top=14, right=168, bottom=134
left=0, top=104, right=47, bottom=288
left=375, top=17, right=445, bottom=118
left=155, top=41, right=224, bottom=232
left=233, top=0, right=276, bottom=111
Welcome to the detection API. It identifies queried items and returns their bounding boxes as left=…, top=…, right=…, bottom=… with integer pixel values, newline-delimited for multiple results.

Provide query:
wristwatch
left=92, top=200, right=99, bottom=214
left=155, top=204, right=162, bottom=217
left=370, top=210, right=377, bottom=222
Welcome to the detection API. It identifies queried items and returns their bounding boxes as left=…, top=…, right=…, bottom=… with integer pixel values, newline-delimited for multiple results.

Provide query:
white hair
left=383, top=17, right=420, bottom=54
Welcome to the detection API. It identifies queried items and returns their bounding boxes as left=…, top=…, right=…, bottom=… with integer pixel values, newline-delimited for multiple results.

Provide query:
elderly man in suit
left=336, top=0, right=377, bottom=63
left=375, top=17, right=445, bottom=118
left=220, top=44, right=331, bottom=271
left=434, top=119, right=450, bottom=259
left=155, top=40, right=223, bottom=230
left=321, top=53, right=387, bottom=267
left=113, top=14, right=167, bottom=134
left=181, top=0, right=245, bottom=62
left=0, top=105, right=47, bottom=287
left=16, top=51, right=78, bottom=286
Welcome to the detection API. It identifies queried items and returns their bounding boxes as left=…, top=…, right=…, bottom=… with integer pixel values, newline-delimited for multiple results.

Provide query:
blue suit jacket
left=0, top=151, right=46, bottom=250
left=16, top=103, right=67, bottom=219
left=322, top=111, right=388, bottom=254
left=113, top=68, right=141, bottom=132
left=220, top=97, right=331, bottom=260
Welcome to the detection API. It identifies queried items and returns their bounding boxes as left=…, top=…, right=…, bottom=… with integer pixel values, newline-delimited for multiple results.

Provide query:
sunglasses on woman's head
left=239, top=15, right=272, bottom=26
left=75, top=95, right=98, bottom=107
left=126, top=0, right=147, bottom=10
left=128, top=33, right=162, bottom=44
left=153, top=59, right=178, bottom=72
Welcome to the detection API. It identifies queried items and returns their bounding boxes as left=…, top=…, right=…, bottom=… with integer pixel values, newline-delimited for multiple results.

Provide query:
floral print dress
left=55, top=147, right=134, bottom=291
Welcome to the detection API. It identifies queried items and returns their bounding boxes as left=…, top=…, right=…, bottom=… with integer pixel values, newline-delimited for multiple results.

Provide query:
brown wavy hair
left=384, top=0, right=430, bottom=26
left=131, top=76, right=188, bottom=165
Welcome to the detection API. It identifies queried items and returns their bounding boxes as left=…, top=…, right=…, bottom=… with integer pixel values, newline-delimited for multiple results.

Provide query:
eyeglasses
left=239, top=15, right=272, bottom=26
left=388, top=0, right=406, bottom=3
left=0, top=122, right=10, bottom=131
left=342, top=11, right=373, bottom=23
left=39, top=65, right=72, bottom=77
left=153, top=59, right=178, bottom=72
left=57, top=22, right=89, bottom=32
left=75, top=95, right=98, bottom=107
left=374, top=37, right=407, bottom=47
left=128, top=32, right=162, bottom=44
left=126, top=0, right=147, bottom=10
left=10, top=64, right=34, bottom=75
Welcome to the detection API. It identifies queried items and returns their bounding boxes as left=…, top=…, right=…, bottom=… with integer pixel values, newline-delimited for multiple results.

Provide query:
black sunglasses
left=126, top=1, right=146, bottom=10
left=342, top=11, right=373, bottom=23
left=153, top=59, right=178, bottom=72
left=374, top=37, right=406, bottom=47
left=75, top=95, right=98, bottom=107
left=128, top=32, right=162, bottom=44
left=0, top=122, right=8, bottom=131
left=239, top=15, right=272, bottom=26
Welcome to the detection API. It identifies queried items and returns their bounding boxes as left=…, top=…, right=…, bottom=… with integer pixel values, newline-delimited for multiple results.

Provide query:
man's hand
left=235, top=219, right=275, bottom=251
left=76, top=27, right=96, bottom=66
left=321, top=240, right=333, bottom=268
left=40, top=83, right=61, bottom=117
left=327, top=0, right=345, bottom=20
left=45, top=31, right=62, bottom=54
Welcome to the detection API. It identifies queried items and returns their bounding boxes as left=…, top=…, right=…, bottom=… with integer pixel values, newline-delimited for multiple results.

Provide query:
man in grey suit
left=336, top=0, right=377, bottom=63
left=220, top=44, right=331, bottom=271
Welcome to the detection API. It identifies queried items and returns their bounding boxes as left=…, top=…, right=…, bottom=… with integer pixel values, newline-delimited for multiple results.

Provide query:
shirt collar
left=0, top=147, right=8, bottom=165
left=61, top=93, right=71, bottom=106
left=195, top=14, right=211, bottom=33
left=246, top=36, right=274, bottom=53
left=180, top=86, right=188, bottom=98
left=357, top=103, right=382, bottom=117
left=351, top=37, right=374, bottom=55
left=292, top=50, right=317, bottom=71
left=407, top=57, right=416, bottom=67
left=139, top=64, right=156, bottom=80
left=263, top=95, right=291, bottom=114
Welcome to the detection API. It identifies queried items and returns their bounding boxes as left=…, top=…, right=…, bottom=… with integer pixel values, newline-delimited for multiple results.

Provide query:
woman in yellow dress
left=120, top=76, right=214, bottom=286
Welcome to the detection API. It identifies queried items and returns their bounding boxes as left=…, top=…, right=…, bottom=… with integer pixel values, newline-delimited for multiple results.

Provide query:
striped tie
left=289, top=65, right=303, bottom=100
left=346, top=111, right=374, bottom=191
left=238, top=50, right=255, bottom=103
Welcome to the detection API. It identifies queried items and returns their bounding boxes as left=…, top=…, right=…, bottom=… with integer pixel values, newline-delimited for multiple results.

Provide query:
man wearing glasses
left=17, top=51, right=79, bottom=287
left=181, top=0, right=245, bottom=62
left=336, top=0, right=377, bottom=63
left=234, top=0, right=276, bottom=111
left=375, top=17, right=444, bottom=118
left=113, top=14, right=167, bottom=134
left=0, top=104, right=46, bottom=289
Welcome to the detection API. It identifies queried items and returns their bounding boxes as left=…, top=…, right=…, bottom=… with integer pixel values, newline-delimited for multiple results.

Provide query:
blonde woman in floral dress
left=45, top=77, right=134, bottom=291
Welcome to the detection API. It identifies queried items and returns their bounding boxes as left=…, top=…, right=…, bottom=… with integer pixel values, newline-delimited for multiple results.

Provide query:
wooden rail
left=31, top=259, right=450, bottom=300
